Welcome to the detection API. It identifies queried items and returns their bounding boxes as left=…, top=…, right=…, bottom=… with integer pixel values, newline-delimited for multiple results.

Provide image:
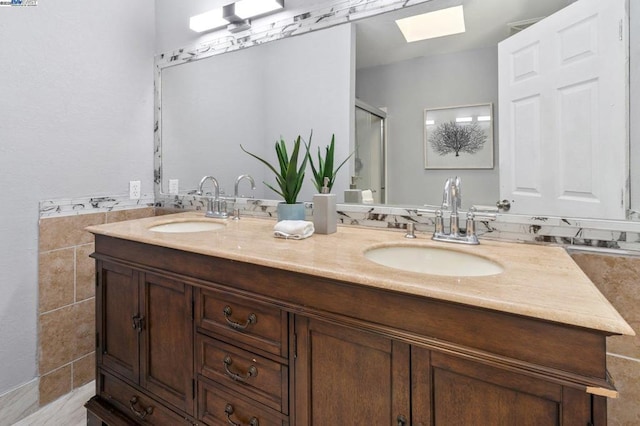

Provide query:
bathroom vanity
left=84, top=213, right=633, bottom=425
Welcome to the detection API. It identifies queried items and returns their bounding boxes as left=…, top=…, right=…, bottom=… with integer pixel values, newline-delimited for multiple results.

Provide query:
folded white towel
left=273, top=220, right=315, bottom=240
left=361, top=189, right=374, bottom=204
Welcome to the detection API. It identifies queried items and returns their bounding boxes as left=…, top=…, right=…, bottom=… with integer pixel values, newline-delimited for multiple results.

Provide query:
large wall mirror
left=157, top=0, right=636, bottom=221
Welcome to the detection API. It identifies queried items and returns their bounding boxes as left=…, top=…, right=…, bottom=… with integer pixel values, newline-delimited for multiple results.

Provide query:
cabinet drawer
left=196, top=287, right=288, bottom=357
left=198, top=379, right=288, bottom=426
left=197, top=335, right=288, bottom=414
left=98, top=370, right=191, bottom=425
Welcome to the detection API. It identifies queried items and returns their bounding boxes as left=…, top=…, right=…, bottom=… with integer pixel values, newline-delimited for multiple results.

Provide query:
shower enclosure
left=354, top=99, right=387, bottom=204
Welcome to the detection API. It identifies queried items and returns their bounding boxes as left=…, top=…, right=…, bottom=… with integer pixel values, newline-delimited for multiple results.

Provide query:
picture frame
left=424, top=103, right=494, bottom=169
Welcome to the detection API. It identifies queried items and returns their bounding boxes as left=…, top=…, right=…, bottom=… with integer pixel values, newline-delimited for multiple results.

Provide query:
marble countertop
left=87, top=212, right=634, bottom=336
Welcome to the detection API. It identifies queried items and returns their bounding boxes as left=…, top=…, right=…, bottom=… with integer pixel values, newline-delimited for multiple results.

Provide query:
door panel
left=140, top=273, right=194, bottom=415
left=99, top=261, right=139, bottom=383
left=294, top=316, right=410, bottom=425
left=499, top=0, right=628, bottom=219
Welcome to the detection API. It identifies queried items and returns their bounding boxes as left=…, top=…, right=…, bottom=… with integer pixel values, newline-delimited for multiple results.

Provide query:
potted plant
left=307, top=133, right=352, bottom=194
left=307, top=134, right=352, bottom=234
left=241, top=135, right=309, bottom=221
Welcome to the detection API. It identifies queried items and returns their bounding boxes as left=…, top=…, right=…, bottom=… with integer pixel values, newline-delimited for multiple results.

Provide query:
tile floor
left=12, top=381, right=94, bottom=426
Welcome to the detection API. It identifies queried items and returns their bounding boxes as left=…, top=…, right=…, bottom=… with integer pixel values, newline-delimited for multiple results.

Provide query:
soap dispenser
left=313, top=177, right=337, bottom=234
left=343, top=176, right=363, bottom=204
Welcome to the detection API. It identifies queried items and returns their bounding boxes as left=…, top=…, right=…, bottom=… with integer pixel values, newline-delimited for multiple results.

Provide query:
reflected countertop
left=87, top=212, right=634, bottom=336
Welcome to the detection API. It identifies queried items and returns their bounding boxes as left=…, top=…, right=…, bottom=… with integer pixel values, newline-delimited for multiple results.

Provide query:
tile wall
left=571, top=251, right=640, bottom=425
left=37, top=207, right=154, bottom=406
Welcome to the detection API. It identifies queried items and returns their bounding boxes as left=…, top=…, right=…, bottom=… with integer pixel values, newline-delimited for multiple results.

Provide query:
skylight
left=396, top=5, right=466, bottom=43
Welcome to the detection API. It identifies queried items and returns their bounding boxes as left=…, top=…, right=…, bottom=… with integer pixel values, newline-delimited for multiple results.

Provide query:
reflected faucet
left=232, top=174, right=256, bottom=220
left=197, top=175, right=228, bottom=219
left=234, top=174, right=256, bottom=198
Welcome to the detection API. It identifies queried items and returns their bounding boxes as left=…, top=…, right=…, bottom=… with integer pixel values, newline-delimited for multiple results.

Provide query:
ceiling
left=355, top=0, right=572, bottom=69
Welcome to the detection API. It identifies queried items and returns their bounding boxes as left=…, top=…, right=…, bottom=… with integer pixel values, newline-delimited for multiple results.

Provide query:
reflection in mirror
left=354, top=0, right=572, bottom=208
left=161, top=24, right=352, bottom=204
left=158, top=0, right=632, bottom=219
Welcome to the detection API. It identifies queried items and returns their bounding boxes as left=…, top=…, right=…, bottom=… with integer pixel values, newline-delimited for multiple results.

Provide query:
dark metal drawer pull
left=129, top=395, right=153, bottom=419
left=223, top=306, right=257, bottom=330
left=397, top=414, right=407, bottom=425
left=224, top=356, right=258, bottom=382
left=224, top=403, right=259, bottom=426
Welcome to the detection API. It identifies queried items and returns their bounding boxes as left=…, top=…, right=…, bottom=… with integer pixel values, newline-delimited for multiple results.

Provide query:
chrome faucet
left=232, top=174, right=256, bottom=220
left=433, top=177, right=479, bottom=244
left=234, top=174, right=256, bottom=198
left=197, top=175, right=228, bottom=219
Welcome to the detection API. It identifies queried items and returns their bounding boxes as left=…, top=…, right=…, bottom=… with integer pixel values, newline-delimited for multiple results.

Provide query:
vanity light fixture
left=455, top=117, right=473, bottom=123
left=190, top=0, right=284, bottom=33
left=396, top=5, right=465, bottom=43
left=234, top=0, right=283, bottom=20
left=477, top=115, right=491, bottom=122
left=189, top=8, right=228, bottom=33
left=425, top=119, right=435, bottom=126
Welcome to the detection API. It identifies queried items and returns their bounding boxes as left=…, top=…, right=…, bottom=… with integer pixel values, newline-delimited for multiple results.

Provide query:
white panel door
left=498, top=0, right=628, bottom=219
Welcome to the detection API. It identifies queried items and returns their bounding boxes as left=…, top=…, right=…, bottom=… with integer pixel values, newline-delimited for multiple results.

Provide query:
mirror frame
left=154, top=0, right=640, bottom=252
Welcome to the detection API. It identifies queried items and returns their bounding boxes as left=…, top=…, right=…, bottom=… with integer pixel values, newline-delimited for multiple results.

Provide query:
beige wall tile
left=76, top=244, right=95, bottom=302
left=39, top=305, right=74, bottom=374
left=571, top=253, right=640, bottom=359
left=39, top=213, right=105, bottom=252
left=39, top=299, right=95, bottom=374
left=39, top=365, right=72, bottom=406
left=106, top=207, right=155, bottom=223
left=72, top=299, right=95, bottom=360
left=72, top=352, right=95, bottom=389
left=38, top=249, right=75, bottom=313
left=607, top=355, right=640, bottom=425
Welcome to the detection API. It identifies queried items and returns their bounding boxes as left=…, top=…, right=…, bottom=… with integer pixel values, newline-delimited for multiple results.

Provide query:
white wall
left=0, top=0, right=154, bottom=395
left=356, top=46, right=500, bottom=207
left=162, top=48, right=268, bottom=196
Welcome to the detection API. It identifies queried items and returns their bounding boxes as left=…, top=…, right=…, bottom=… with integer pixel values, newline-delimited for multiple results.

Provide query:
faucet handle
left=468, top=205, right=497, bottom=221
left=404, top=223, right=417, bottom=239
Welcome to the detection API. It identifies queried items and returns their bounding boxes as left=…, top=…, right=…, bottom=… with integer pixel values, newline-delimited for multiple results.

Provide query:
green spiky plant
left=307, top=133, right=352, bottom=193
left=240, top=135, right=309, bottom=204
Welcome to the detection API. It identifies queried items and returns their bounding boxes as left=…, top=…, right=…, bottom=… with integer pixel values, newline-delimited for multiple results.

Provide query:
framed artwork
left=424, top=103, right=494, bottom=169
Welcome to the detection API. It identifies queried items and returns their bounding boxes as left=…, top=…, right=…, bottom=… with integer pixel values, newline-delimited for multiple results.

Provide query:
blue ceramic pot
left=277, top=202, right=305, bottom=221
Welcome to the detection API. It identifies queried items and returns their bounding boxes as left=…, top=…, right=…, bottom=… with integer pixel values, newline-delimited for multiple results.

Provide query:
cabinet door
left=294, top=316, right=410, bottom=426
left=413, top=348, right=592, bottom=426
left=140, top=273, right=194, bottom=415
left=97, top=261, right=140, bottom=383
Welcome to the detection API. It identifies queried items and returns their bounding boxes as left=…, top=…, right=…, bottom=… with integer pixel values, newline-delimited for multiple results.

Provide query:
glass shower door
left=354, top=101, right=386, bottom=204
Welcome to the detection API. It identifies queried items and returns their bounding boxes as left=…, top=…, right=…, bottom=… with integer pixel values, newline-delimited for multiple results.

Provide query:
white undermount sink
left=364, top=245, right=503, bottom=277
left=148, top=220, right=226, bottom=233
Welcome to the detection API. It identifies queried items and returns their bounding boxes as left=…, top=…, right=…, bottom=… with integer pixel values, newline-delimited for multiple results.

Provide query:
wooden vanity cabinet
left=89, top=259, right=195, bottom=424
left=86, top=235, right=613, bottom=425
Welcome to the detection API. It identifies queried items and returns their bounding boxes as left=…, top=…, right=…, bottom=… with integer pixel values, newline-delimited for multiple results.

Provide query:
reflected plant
left=307, top=133, right=352, bottom=193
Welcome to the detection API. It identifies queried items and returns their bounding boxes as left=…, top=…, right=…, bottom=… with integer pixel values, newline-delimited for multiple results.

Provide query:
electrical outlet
left=129, top=180, right=141, bottom=199
left=169, top=179, right=179, bottom=195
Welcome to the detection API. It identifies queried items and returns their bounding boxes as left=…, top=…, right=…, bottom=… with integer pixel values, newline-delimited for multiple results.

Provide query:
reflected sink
left=364, top=245, right=503, bottom=277
left=148, top=220, right=226, bottom=233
